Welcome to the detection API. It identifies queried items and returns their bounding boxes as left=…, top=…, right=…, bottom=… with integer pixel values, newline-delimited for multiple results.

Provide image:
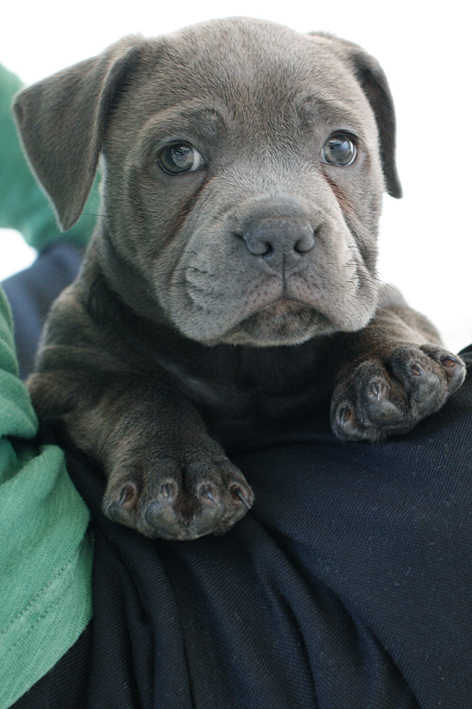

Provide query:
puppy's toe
left=191, top=479, right=253, bottom=537
left=142, top=480, right=182, bottom=537
left=421, top=346, right=466, bottom=395
left=105, top=480, right=141, bottom=527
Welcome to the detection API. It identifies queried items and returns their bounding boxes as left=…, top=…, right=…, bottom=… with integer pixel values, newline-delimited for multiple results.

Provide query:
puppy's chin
left=206, top=300, right=338, bottom=347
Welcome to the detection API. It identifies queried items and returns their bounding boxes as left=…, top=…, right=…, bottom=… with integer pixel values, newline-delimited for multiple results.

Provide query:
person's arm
left=0, top=286, right=93, bottom=709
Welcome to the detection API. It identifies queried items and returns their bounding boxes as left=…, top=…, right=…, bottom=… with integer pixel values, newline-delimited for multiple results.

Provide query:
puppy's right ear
left=13, top=38, right=143, bottom=231
left=309, top=33, right=402, bottom=199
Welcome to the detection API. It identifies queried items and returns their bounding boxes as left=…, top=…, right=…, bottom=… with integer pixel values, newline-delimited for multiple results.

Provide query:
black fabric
left=31, top=345, right=469, bottom=709
left=2, top=240, right=83, bottom=378
left=4, top=249, right=472, bottom=707
left=10, top=624, right=93, bottom=709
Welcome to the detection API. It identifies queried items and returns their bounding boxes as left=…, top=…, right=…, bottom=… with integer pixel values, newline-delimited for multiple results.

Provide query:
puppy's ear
left=310, top=34, right=402, bottom=199
left=346, top=46, right=402, bottom=198
left=13, top=38, right=143, bottom=230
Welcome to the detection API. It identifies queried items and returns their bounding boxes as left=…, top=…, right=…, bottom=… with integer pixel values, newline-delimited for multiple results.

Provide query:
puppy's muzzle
left=238, top=215, right=316, bottom=276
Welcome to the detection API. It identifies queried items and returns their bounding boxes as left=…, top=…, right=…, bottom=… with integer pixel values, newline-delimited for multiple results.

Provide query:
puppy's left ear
left=13, top=37, right=144, bottom=231
left=311, top=34, right=402, bottom=199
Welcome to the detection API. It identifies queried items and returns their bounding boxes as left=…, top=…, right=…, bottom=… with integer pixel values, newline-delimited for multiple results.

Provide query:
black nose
left=241, top=216, right=315, bottom=273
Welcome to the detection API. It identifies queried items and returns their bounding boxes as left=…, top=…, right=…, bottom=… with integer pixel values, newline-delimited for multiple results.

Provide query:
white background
left=1, top=0, right=471, bottom=352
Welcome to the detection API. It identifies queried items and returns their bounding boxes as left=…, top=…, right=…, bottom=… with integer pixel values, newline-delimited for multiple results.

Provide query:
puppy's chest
left=162, top=348, right=332, bottom=440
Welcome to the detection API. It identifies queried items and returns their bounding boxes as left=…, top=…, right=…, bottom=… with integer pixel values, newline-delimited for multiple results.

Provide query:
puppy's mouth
left=217, top=298, right=332, bottom=346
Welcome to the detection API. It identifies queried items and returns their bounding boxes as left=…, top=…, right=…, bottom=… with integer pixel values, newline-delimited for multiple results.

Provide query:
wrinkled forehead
left=105, top=22, right=378, bottom=167
left=108, top=20, right=377, bottom=153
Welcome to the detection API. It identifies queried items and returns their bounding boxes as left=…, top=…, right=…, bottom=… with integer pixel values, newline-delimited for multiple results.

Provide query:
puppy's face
left=15, top=19, right=400, bottom=346
left=99, top=20, right=388, bottom=346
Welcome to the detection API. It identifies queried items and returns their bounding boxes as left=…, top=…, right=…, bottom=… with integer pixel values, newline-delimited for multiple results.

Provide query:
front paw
left=331, top=344, right=466, bottom=442
left=102, top=442, right=254, bottom=540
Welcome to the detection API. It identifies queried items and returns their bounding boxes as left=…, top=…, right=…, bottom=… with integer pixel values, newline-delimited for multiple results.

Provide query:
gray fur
left=13, top=18, right=465, bottom=539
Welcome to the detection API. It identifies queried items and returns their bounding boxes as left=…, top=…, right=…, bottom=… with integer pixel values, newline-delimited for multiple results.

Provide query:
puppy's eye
left=158, top=142, right=205, bottom=175
left=321, top=134, right=357, bottom=167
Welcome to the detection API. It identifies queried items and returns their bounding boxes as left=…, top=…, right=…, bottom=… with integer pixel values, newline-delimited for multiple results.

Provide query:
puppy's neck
left=87, top=224, right=173, bottom=327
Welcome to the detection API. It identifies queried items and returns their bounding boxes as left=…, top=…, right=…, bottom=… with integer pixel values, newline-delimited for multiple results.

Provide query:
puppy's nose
left=241, top=217, right=315, bottom=273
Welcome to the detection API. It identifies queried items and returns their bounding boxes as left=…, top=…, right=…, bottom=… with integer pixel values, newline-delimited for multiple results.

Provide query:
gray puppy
left=13, top=18, right=465, bottom=540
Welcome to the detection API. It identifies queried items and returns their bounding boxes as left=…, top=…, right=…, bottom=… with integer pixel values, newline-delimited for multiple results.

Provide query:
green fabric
left=0, top=62, right=95, bottom=706
left=0, top=286, right=93, bottom=708
left=0, top=62, right=99, bottom=252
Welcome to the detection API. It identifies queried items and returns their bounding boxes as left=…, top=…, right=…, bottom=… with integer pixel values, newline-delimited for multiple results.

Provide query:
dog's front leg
left=330, top=302, right=467, bottom=441
left=28, top=371, right=253, bottom=539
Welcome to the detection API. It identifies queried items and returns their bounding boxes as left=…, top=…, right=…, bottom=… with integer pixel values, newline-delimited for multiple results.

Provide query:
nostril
left=293, top=237, right=315, bottom=254
left=294, top=230, right=315, bottom=254
left=244, top=232, right=274, bottom=257
left=260, top=242, right=273, bottom=256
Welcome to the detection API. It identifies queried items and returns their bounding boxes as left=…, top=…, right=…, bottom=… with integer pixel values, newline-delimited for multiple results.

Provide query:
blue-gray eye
left=158, top=143, right=205, bottom=174
left=321, top=134, right=357, bottom=167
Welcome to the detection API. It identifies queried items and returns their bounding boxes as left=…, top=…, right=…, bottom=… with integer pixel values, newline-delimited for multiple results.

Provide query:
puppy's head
left=14, top=18, right=401, bottom=346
